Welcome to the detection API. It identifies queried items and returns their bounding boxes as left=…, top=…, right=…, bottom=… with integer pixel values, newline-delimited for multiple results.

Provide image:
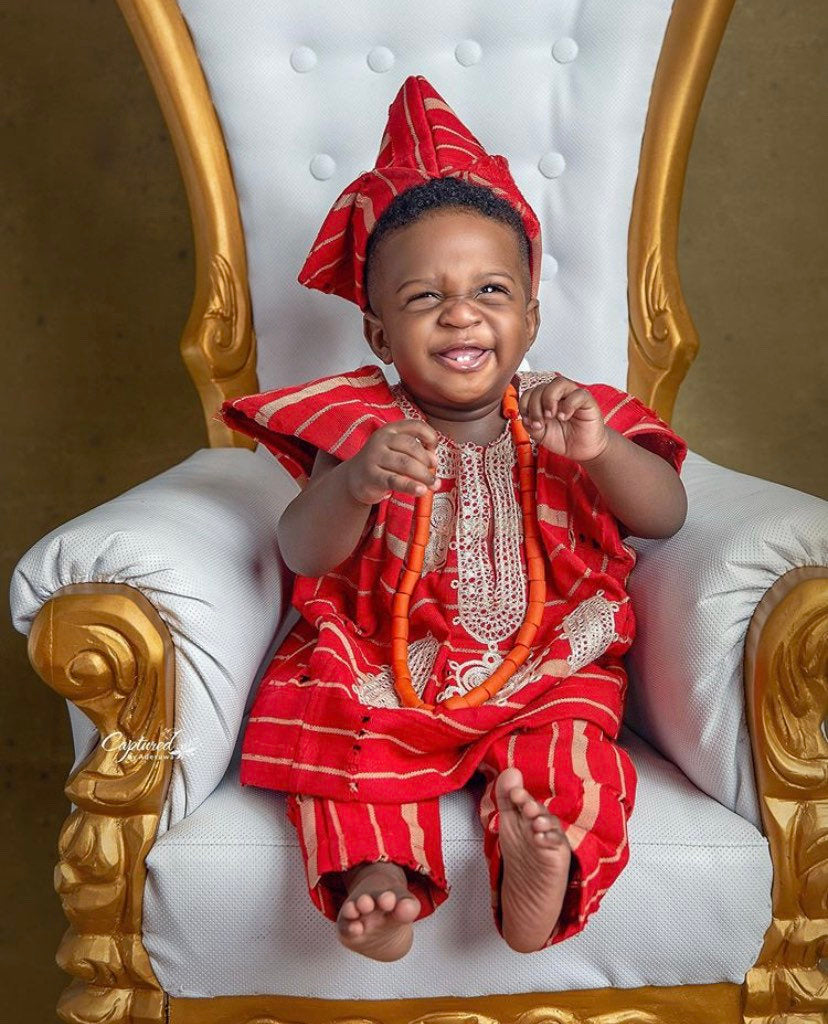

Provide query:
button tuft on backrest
left=455, top=40, right=482, bottom=66
left=289, top=45, right=318, bottom=72
left=309, top=154, right=336, bottom=181
left=539, top=151, right=566, bottom=179
left=552, top=37, right=579, bottom=63
left=367, top=46, right=395, bottom=73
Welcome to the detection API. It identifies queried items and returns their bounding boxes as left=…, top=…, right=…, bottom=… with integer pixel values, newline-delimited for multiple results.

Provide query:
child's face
left=363, top=209, right=540, bottom=413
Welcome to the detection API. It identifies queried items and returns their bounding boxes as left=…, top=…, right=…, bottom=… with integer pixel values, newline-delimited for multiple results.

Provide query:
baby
left=218, top=76, right=687, bottom=963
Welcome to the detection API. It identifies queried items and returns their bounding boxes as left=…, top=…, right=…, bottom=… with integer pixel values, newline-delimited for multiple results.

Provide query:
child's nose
left=439, top=293, right=482, bottom=320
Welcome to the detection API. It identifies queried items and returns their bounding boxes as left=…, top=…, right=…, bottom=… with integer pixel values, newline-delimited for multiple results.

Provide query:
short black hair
left=363, top=176, right=532, bottom=314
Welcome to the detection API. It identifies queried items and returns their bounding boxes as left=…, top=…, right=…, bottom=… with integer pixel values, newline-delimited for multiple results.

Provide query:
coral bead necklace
left=390, top=383, right=546, bottom=712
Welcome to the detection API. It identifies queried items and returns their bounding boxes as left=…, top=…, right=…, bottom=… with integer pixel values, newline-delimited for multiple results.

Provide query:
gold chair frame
left=27, top=0, right=827, bottom=1020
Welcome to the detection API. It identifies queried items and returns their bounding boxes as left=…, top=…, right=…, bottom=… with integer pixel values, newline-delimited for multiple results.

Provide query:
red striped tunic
left=217, top=364, right=687, bottom=804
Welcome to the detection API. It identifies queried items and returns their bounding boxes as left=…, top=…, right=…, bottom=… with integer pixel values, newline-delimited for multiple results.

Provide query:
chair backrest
left=119, top=0, right=734, bottom=446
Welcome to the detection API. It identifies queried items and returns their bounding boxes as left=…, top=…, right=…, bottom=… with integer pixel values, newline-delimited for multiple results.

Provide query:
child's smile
left=363, top=209, right=540, bottom=446
left=432, top=346, right=493, bottom=373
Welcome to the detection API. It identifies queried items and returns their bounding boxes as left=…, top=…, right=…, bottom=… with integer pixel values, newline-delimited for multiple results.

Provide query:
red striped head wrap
left=297, top=74, right=542, bottom=312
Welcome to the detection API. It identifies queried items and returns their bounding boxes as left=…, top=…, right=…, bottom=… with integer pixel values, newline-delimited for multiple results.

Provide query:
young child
left=217, top=75, right=688, bottom=963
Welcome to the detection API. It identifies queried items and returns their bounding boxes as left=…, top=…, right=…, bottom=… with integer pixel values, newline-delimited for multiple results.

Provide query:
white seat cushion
left=143, top=722, right=771, bottom=998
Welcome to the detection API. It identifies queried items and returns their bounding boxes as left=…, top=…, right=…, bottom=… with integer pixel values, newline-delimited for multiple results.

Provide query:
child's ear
left=524, top=297, right=541, bottom=346
left=363, top=311, right=392, bottom=364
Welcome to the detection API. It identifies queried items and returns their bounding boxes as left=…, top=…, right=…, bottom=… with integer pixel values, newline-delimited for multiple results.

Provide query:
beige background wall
left=2, top=0, right=826, bottom=1016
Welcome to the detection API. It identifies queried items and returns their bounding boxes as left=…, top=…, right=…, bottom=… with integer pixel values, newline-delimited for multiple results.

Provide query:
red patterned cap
left=297, top=74, right=542, bottom=312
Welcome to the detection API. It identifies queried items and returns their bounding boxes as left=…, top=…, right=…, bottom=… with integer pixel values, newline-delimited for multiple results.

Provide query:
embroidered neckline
left=388, top=375, right=521, bottom=451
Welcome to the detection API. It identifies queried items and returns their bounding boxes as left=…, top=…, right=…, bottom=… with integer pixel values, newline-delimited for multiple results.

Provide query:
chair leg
left=28, top=583, right=174, bottom=1024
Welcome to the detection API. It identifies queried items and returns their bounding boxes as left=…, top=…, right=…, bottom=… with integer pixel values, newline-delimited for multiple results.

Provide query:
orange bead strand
left=390, top=383, right=546, bottom=712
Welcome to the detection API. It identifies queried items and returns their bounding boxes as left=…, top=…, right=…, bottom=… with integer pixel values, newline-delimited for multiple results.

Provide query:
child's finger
left=391, top=419, right=439, bottom=451
left=383, top=449, right=437, bottom=484
left=387, top=429, right=439, bottom=468
left=557, top=387, right=588, bottom=420
left=378, top=467, right=438, bottom=497
left=523, top=383, right=559, bottom=429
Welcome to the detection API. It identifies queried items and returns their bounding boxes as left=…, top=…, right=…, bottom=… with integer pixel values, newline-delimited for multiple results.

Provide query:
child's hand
left=519, top=376, right=609, bottom=463
left=346, top=421, right=441, bottom=505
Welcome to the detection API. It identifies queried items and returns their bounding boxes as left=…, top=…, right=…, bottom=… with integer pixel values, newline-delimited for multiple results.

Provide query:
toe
left=340, top=899, right=360, bottom=920
left=376, top=890, right=397, bottom=912
left=535, top=825, right=568, bottom=847
left=355, top=893, right=376, bottom=915
left=495, top=767, right=525, bottom=810
left=508, top=786, right=533, bottom=810
left=393, top=895, right=421, bottom=922
left=532, top=812, right=561, bottom=832
left=520, top=798, right=544, bottom=819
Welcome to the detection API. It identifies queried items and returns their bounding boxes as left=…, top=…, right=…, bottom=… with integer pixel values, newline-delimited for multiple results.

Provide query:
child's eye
left=408, top=283, right=508, bottom=302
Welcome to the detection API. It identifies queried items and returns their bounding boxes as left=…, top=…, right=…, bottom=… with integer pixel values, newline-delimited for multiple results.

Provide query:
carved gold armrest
left=742, top=568, right=828, bottom=1024
left=29, top=582, right=173, bottom=1024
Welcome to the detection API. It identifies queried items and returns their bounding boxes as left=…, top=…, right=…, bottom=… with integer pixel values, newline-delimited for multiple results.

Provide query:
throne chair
left=9, top=0, right=828, bottom=1022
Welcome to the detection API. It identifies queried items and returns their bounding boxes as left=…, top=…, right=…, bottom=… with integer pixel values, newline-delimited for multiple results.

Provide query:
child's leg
left=285, top=792, right=450, bottom=924
left=476, top=718, right=637, bottom=950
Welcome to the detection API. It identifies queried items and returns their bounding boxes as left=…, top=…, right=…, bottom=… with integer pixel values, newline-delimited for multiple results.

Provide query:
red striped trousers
left=285, top=718, right=637, bottom=948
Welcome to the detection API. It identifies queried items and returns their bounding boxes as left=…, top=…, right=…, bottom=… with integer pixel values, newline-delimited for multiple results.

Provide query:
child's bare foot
left=337, top=861, right=421, bottom=961
left=495, top=766, right=573, bottom=952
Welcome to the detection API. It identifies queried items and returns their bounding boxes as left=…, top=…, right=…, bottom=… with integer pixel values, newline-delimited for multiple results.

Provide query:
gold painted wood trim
left=627, top=0, right=736, bottom=420
left=170, top=982, right=742, bottom=1024
left=29, top=583, right=174, bottom=1024
left=116, top=0, right=259, bottom=449
left=742, top=568, right=828, bottom=1024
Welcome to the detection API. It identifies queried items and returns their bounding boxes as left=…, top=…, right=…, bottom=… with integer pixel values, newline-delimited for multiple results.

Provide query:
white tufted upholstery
left=9, top=449, right=299, bottom=834
left=176, top=0, right=676, bottom=397
left=624, top=450, right=828, bottom=830
left=142, top=722, right=771, bottom=997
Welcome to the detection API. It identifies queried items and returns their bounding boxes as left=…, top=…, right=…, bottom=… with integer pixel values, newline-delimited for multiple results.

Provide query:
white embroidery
left=455, top=440, right=525, bottom=645
left=422, top=490, right=455, bottom=574
left=352, top=633, right=441, bottom=708
left=439, top=648, right=504, bottom=704
left=557, top=589, right=621, bottom=672
left=391, top=375, right=551, bottom=652
left=488, top=648, right=551, bottom=705
left=519, top=369, right=563, bottom=392
left=438, top=646, right=548, bottom=706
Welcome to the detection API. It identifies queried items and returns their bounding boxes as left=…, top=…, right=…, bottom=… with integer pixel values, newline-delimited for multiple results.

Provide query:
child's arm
left=520, top=377, right=687, bottom=540
left=277, top=421, right=439, bottom=577
left=580, top=427, right=687, bottom=539
left=277, top=450, right=373, bottom=577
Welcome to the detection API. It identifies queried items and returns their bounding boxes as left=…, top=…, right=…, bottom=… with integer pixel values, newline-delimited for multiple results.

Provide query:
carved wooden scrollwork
left=197, top=252, right=242, bottom=377
left=202, top=1010, right=684, bottom=1024
left=28, top=583, right=174, bottom=1024
left=742, top=572, right=828, bottom=1024
left=512, top=1013, right=659, bottom=1024
left=171, top=985, right=740, bottom=1023
left=217, top=1013, right=664, bottom=1024
left=116, top=0, right=260, bottom=450
left=626, top=1, right=738, bottom=421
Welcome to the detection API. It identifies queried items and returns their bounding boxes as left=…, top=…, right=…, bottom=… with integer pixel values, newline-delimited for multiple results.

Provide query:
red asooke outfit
left=216, top=362, right=687, bottom=945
